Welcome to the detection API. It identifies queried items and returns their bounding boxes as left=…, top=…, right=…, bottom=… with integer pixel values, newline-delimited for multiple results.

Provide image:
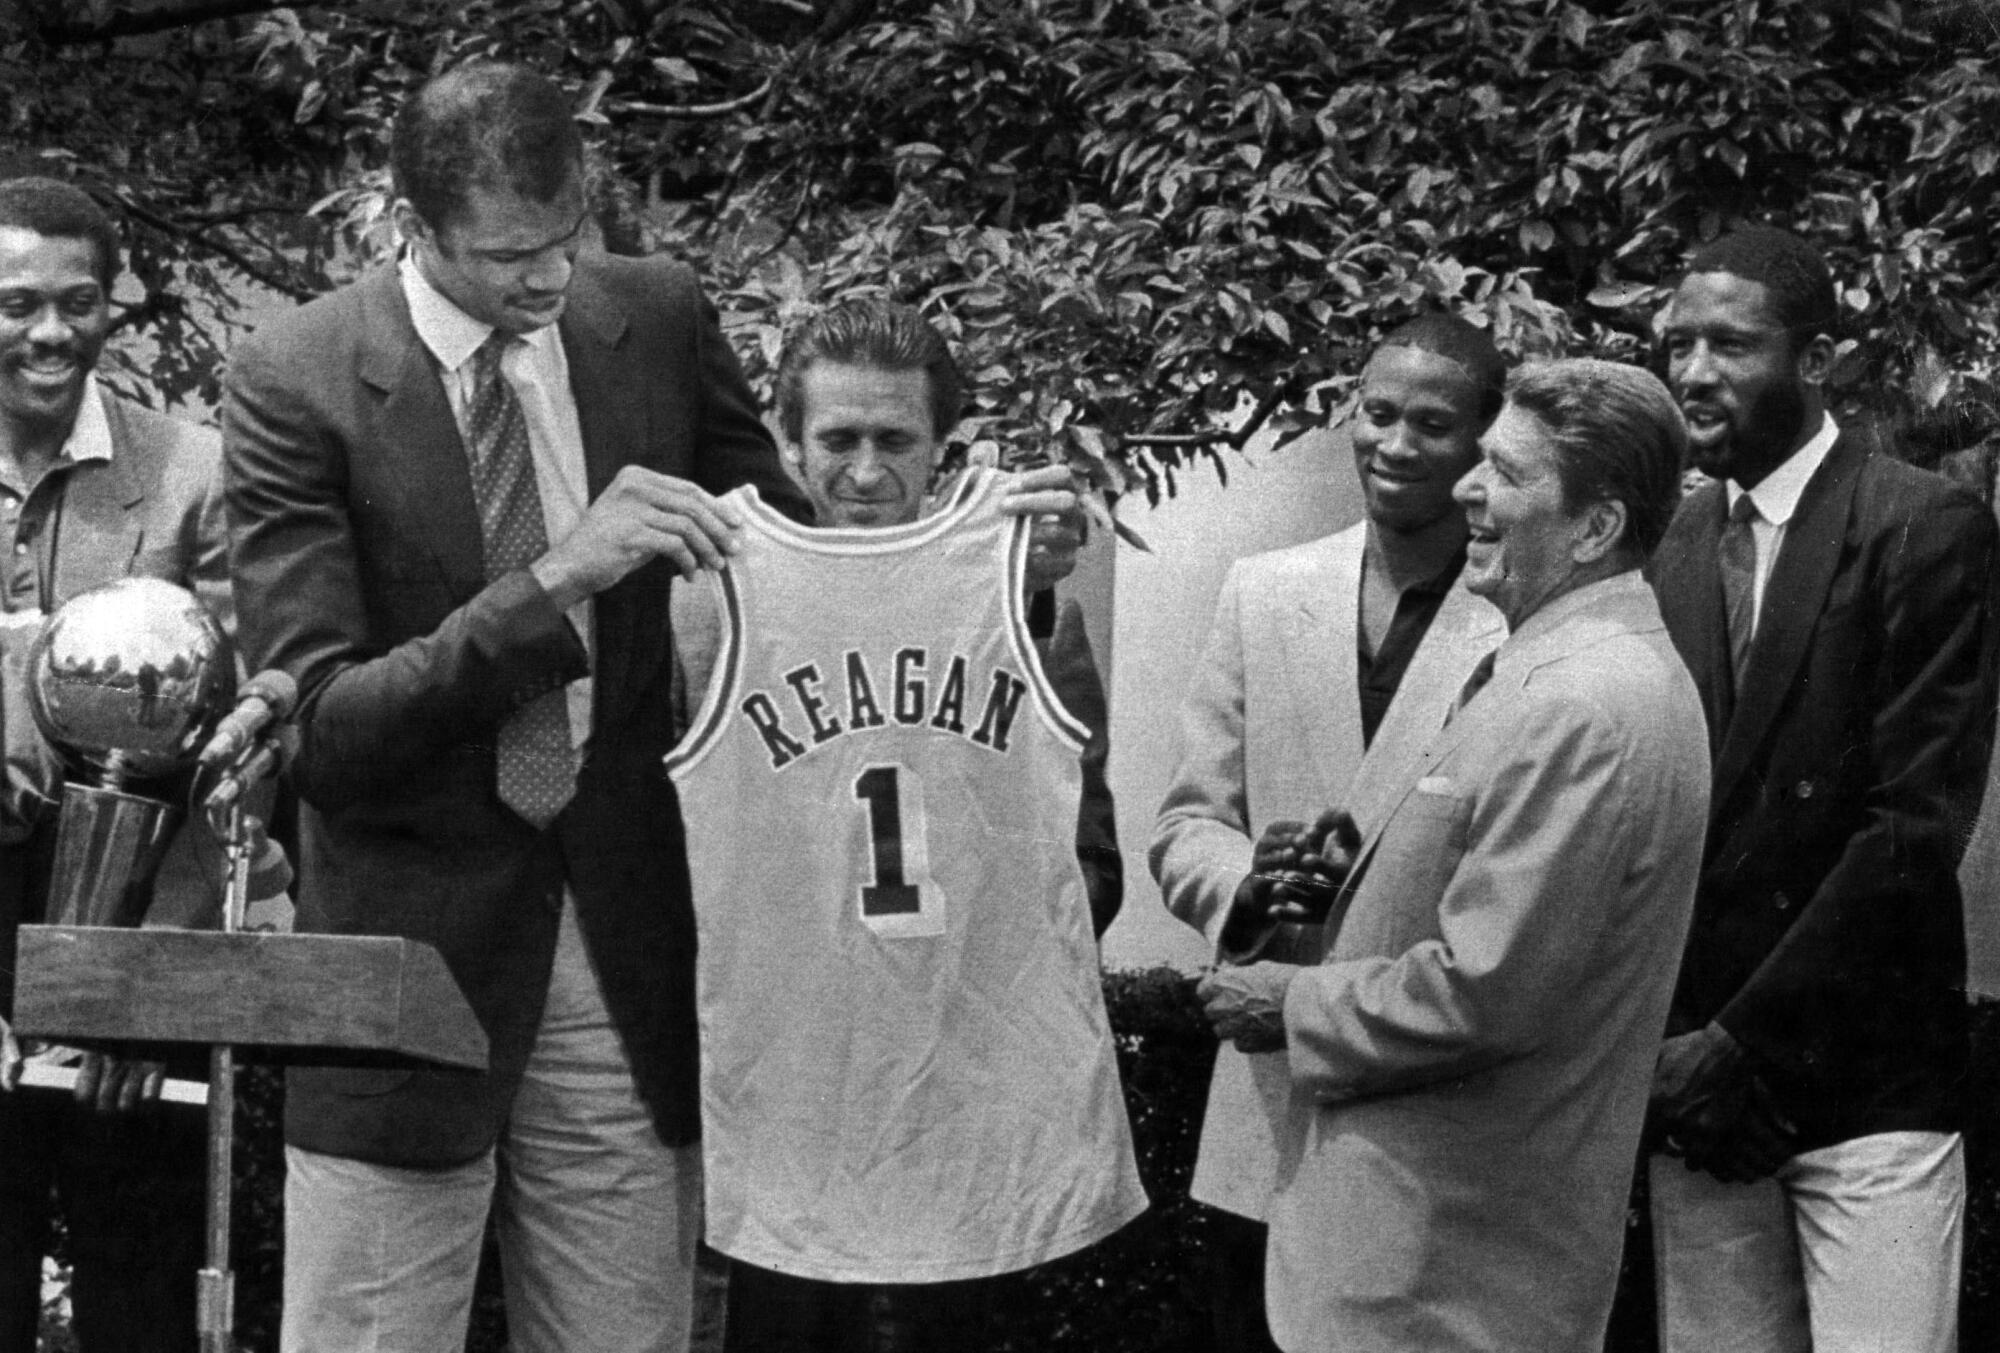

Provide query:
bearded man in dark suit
left=1646, top=224, right=1999, bottom=1353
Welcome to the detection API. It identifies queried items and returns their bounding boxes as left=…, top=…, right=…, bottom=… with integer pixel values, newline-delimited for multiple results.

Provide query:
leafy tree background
left=7, top=0, right=2000, bottom=500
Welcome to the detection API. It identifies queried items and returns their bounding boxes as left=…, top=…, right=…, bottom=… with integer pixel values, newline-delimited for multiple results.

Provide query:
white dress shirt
left=400, top=257, right=593, bottom=746
left=1724, top=411, right=1838, bottom=635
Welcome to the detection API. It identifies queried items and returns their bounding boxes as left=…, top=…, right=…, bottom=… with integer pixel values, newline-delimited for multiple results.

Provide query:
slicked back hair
left=391, top=61, right=583, bottom=235
left=1684, top=225, right=1840, bottom=351
left=0, top=177, right=119, bottom=289
left=1504, top=359, right=1688, bottom=559
left=774, top=300, right=966, bottom=443
left=1378, top=312, right=1508, bottom=421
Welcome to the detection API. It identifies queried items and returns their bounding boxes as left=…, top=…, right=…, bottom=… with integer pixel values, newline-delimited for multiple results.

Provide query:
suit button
left=1774, top=892, right=1792, bottom=911
left=1796, top=780, right=1815, bottom=799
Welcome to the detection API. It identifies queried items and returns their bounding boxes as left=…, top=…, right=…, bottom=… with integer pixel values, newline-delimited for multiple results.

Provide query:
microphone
left=204, top=724, right=297, bottom=814
left=198, top=670, right=298, bottom=769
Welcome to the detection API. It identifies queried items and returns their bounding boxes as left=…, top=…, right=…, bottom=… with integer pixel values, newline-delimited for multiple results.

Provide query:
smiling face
left=0, top=227, right=111, bottom=442
left=1660, top=271, right=1824, bottom=488
left=1351, top=344, right=1489, bottom=535
left=786, top=362, right=943, bottom=528
left=1453, top=403, right=1600, bottom=630
left=398, top=176, right=589, bottom=335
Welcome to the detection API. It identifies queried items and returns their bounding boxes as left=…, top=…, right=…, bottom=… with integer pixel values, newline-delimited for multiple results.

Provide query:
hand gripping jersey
left=667, top=469, right=1145, bottom=1283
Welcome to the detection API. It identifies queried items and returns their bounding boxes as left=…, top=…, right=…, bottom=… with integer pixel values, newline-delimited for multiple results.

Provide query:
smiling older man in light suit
left=1200, top=359, right=1709, bottom=1353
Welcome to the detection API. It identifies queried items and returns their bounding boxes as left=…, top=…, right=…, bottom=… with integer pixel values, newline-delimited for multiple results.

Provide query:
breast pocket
left=1340, top=789, right=1474, bottom=957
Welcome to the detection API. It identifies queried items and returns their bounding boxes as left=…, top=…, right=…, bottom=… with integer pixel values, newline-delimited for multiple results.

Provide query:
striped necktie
left=467, top=334, right=578, bottom=828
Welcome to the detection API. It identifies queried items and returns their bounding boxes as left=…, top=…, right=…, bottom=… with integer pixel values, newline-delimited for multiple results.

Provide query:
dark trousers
left=724, top=1259, right=997, bottom=1353
left=1199, top=1210, right=1283, bottom=1353
left=0, top=1085, right=205, bottom=1353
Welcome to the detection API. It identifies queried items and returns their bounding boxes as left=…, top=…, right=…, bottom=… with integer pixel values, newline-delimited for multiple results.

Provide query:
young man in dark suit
left=222, top=61, right=810, bottom=1353
left=1646, top=224, right=1999, bottom=1353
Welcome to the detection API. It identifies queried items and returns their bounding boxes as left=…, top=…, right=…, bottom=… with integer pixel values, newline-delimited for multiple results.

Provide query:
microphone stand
left=196, top=753, right=266, bottom=1353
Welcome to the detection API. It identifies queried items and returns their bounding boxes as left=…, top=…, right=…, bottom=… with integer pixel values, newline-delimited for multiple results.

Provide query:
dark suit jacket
left=223, top=255, right=805, bottom=1165
left=0, top=391, right=231, bottom=1016
left=1650, top=428, right=2000, bottom=1149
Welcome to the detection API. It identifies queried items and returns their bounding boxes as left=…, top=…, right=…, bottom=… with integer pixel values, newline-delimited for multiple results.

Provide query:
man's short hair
left=1378, top=312, right=1508, bottom=421
left=773, top=300, right=966, bottom=444
left=1684, top=225, right=1840, bottom=348
left=1504, top=359, right=1687, bottom=559
left=390, top=61, right=583, bottom=233
left=0, top=176, right=119, bottom=289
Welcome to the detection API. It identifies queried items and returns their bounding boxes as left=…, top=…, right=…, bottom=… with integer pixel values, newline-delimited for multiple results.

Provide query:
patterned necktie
left=467, top=334, right=578, bottom=828
left=1445, top=649, right=1499, bottom=727
left=1717, top=492, right=1761, bottom=687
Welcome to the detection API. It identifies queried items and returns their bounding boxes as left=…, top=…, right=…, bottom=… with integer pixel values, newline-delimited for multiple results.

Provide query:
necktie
left=1718, top=493, right=1761, bottom=687
left=1445, top=649, right=1498, bottom=727
left=467, top=334, right=578, bottom=828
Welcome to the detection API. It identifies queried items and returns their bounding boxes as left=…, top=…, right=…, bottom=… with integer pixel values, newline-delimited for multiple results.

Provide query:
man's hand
left=1650, top=1023, right=1797, bottom=1184
left=1197, top=962, right=1300, bottom=1054
left=999, top=464, right=1085, bottom=594
left=0, top=1017, right=19, bottom=1093
left=532, top=467, right=744, bottom=610
left=1220, top=810, right=1362, bottom=955
left=72, top=1052, right=164, bottom=1115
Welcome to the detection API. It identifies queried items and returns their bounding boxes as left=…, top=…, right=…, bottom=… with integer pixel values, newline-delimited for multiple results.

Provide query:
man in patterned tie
left=1645, top=225, right=1999, bottom=1353
left=222, top=60, right=813, bottom=1353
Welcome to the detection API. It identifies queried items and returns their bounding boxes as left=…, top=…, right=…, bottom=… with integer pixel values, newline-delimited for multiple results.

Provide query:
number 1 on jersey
left=853, top=764, right=945, bottom=937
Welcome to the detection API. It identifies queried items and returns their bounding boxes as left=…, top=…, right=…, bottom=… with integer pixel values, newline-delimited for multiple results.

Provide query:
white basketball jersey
left=667, top=469, right=1145, bottom=1283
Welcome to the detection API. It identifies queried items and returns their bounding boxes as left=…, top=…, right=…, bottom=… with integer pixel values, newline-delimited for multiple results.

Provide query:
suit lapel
left=1711, top=432, right=1867, bottom=809
left=1651, top=483, right=1733, bottom=753
left=558, top=263, right=637, bottom=498
left=557, top=261, right=656, bottom=732
left=355, top=269, right=485, bottom=599
left=1348, top=579, right=1503, bottom=839
left=1284, top=528, right=1366, bottom=803
left=45, top=395, right=148, bottom=604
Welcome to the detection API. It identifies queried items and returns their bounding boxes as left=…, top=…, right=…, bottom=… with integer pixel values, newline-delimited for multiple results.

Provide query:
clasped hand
left=1219, top=809, right=1360, bottom=956
left=1196, top=962, right=1300, bottom=1054
left=1649, top=1023, right=1797, bottom=1183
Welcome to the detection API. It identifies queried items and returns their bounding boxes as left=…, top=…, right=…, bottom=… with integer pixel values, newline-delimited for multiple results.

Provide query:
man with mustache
left=1151, top=314, right=1505, bottom=1353
left=1646, top=225, right=1999, bottom=1353
left=0, top=176, right=237, bottom=1353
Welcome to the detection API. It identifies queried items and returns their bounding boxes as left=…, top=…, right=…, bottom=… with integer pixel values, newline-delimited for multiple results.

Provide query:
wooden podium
left=13, top=926, right=487, bottom=1068
left=12, top=920, right=486, bottom=1350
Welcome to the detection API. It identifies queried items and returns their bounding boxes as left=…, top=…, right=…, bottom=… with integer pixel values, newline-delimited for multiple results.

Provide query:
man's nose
left=847, top=447, right=887, bottom=485
left=1676, top=343, right=1718, bottom=389
left=523, top=246, right=573, bottom=295
left=25, top=305, right=70, bottom=347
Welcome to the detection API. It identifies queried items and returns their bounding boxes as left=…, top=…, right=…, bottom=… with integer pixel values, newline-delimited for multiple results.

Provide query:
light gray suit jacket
left=1150, top=523, right=1501, bottom=1219
left=1266, top=572, right=1708, bottom=1353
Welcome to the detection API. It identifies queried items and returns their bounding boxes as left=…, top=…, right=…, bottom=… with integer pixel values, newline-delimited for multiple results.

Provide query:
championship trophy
left=12, top=578, right=485, bottom=1352
left=28, top=576, right=235, bottom=928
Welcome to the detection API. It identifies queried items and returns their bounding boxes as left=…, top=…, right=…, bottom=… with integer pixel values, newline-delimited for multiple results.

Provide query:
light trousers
left=1649, top=1130, right=1963, bottom=1353
left=281, top=899, right=701, bottom=1353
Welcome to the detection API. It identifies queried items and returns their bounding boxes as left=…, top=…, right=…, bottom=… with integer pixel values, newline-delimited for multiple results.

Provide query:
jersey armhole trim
left=664, top=563, right=743, bottom=780
left=1004, top=515, right=1091, bottom=752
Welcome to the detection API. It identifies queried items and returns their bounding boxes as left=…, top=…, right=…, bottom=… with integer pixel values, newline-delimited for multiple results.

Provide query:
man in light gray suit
left=1152, top=314, right=1505, bottom=1352
left=1201, top=359, right=1709, bottom=1352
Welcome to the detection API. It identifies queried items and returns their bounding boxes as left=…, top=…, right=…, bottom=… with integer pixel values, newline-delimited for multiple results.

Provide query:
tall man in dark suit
left=1646, top=225, right=1998, bottom=1353
left=222, top=63, right=811, bottom=1353
left=0, top=176, right=233, bottom=1353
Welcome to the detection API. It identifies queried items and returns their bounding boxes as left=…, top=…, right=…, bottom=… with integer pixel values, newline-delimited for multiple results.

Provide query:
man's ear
left=1795, top=331, right=1836, bottom=389
left=390, top=199, right=431, bottom=252
left=1573, top=497, right=1628, bottom=566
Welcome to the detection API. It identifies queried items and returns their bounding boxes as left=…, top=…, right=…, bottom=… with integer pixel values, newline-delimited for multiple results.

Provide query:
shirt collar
left=1728, top=411, right=1838, bottom=528
left=398, top=255, right=563, bottom=373
left=59, top=375, right=114, bottom=465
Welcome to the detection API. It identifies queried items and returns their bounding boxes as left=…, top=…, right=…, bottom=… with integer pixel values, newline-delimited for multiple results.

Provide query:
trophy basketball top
left=28, top=577, right=236, bottom=786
